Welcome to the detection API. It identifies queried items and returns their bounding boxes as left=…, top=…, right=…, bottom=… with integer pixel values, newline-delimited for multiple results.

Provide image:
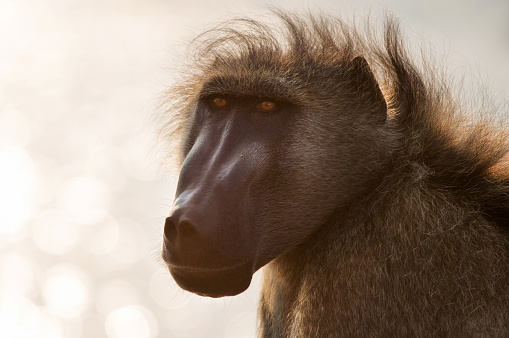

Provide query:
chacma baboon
left=160, top=12, right=509, bottom=336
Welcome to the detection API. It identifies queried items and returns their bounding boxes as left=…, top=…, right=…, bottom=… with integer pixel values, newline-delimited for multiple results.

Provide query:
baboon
left=160, top=12, right=509, bottom=336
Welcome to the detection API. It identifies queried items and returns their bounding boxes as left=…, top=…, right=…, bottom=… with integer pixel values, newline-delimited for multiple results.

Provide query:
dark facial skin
left=161, top=57, right=388, bottom=298
left=163, top=58, right=386, bottom=297
left=162, top=96, right=295, bottom=297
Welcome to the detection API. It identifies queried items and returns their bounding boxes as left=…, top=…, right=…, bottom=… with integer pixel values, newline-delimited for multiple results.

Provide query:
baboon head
left=161, top=16, right=389, bottom=297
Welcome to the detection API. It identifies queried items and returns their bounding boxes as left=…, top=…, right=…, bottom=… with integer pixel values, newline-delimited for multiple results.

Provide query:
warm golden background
left=1, top=0, right=507, bottom=337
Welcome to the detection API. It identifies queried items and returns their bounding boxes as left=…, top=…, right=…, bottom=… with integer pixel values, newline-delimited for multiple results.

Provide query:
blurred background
left=0, top=0, right=507, bottom=337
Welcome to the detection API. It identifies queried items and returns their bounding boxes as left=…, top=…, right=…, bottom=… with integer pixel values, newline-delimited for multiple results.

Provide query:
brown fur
left=160, top=11, right=509, bottom=336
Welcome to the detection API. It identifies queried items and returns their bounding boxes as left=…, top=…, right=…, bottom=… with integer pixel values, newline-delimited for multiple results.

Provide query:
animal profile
left=160, top=11, right=509, bottom=336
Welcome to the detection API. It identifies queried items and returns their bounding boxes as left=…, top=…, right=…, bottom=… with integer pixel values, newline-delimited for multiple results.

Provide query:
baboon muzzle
left=162, top=114, right=259, bottom=297
left=162, top=185, right=255, bottom=297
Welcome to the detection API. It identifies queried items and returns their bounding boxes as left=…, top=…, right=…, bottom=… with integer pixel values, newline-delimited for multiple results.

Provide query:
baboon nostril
left=164, top=217, right=177, bottom=240
left=179, top=219, right=197, bottom=237
left=164, top=215, right=198, bottom=240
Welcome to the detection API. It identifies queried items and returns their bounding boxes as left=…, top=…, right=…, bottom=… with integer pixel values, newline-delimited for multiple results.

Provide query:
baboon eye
left=257, top=100, right=277, bottom=112
left=211, top=97, right=228, bottom=108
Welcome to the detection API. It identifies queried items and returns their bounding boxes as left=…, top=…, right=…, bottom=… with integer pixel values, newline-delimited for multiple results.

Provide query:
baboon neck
left=261, top=165, right=509, bottom=335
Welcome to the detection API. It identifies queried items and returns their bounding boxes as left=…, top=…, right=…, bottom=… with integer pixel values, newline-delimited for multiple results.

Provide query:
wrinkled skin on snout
left=162, top=67, right=387, bottom=297
left=163, top=96, right=290, bottom=297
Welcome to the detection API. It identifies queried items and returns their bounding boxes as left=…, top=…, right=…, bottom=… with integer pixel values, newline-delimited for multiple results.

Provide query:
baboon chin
left=160, top=11, right=509, bottom=336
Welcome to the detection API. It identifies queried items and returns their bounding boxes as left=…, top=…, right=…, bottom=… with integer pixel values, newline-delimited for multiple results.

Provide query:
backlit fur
left=160, top=11, right=509, bottom=336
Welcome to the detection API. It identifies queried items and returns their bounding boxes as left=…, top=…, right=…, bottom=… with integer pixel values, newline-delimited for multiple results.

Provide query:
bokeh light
left=123, top=132, right=159, bottom=182
left=0, top=146, right=36, bottom=242
left=80, top=216, right=120, bottom=256
left=104, top=219, right=145, bottom=266
left=0, top=106, right=31, bottom=147
left=0, top=253, right=36, bottom=298
left=42, top=264, right=91, bottom=319
left=57, top=177, right=109, bottom=225
left=0, top=296, right=42, bottom=338
left=96, top=280, right=139, bottom=317
left=32, top=209, right=79, bottom=255
left=105, top=306, right=158, bottom=338
left=0, top=295, right=64, bottom=338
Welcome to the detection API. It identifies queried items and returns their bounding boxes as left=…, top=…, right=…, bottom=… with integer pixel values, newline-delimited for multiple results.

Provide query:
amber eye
left=212, top=97, right=227, bottom=108
left=257, top=100, right=277, bottom=112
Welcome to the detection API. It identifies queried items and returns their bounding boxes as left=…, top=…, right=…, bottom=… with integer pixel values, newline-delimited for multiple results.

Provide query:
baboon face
left=162, top=57, right=387, bottom=297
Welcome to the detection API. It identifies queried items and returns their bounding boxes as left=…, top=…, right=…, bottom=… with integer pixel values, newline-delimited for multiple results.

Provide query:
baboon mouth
left=166, top=259, right=251, bottom=273
left=162, top=237, right=254, bottom=297
left=167, top=259, right=254, bottom=298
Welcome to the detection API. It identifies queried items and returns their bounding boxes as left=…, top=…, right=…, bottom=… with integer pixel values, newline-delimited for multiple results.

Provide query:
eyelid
left=257, top=100, right=277, bottom=112
left=211, top=97, right=228, bottom=108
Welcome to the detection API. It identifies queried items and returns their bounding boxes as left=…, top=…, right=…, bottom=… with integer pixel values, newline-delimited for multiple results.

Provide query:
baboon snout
left=163, top=194, right=221, bottom=263
left=162, top=190, right=255, bottom=298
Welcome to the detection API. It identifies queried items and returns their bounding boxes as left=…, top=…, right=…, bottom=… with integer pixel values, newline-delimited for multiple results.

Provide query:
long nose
left=162, top=113, right=259, bottom=266
left=162, top=189, right=224, bottom=266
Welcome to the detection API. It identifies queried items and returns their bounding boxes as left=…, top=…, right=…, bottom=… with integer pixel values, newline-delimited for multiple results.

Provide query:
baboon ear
left=349, top=56, right=387, bottom=123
